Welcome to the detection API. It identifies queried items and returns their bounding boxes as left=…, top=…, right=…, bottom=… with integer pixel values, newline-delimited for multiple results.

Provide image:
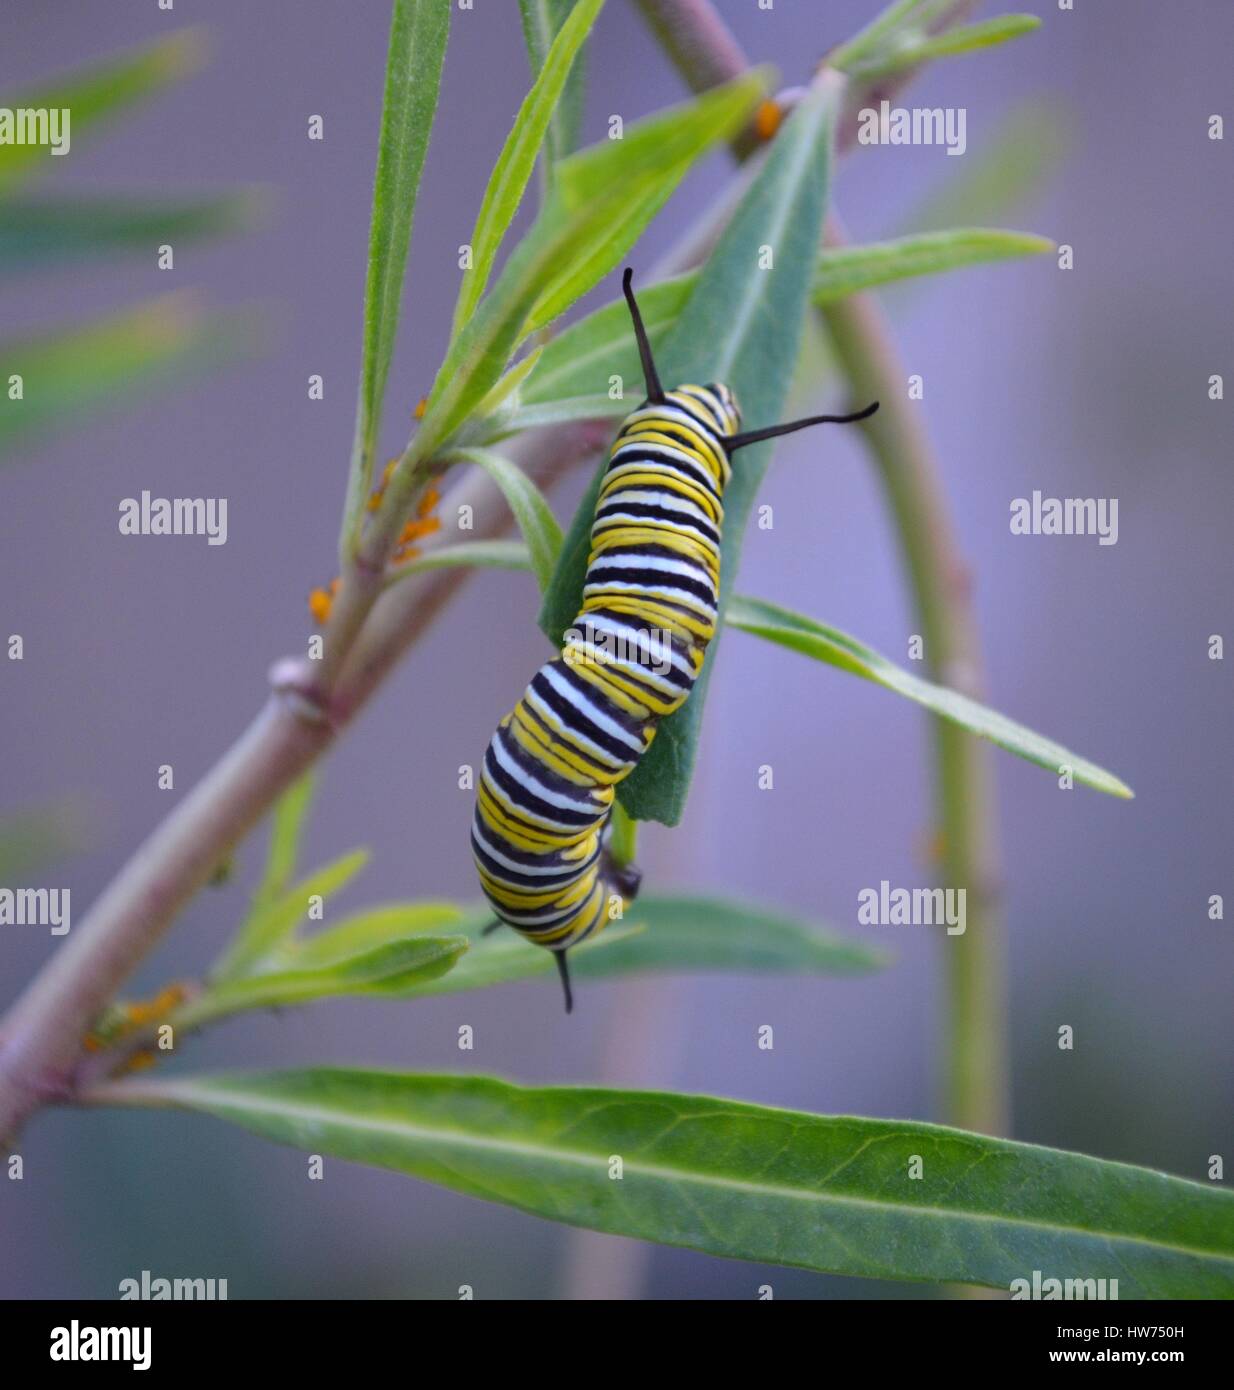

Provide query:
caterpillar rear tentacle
left=472, top=268, right=878, bottom=1013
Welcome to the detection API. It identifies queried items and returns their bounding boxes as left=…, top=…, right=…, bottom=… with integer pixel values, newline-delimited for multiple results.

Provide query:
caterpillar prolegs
left=472, top=269, right=878, bottom=1011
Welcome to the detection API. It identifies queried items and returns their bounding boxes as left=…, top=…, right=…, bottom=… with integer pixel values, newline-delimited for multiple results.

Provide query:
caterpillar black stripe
left=473, top=268, right=878, bottom=1012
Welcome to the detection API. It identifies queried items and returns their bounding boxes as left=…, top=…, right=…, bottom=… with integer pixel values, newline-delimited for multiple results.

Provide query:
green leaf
left=552, top=70, right=768, bottom=212
left=211, top=849, right=371, bottom=982
left=0, top=30, right=204, bottom=192
left=383, top=539, right=538, bottom=585
left=517, top=0, right=590, bottom=188
left=451, top=0, right=604, bottom=338
left=813, top=228, right=1052, bottom=303
left=132, top=1069, right=1234, bottom=1296
left=252, top=774, right=317, bottom=913
left=412, top=190, right=634, bottom=470
left=342, top=0, right=451, bottom=553
left=408, top=73, right=767, bottom=478
left=846, top=15, right=1042, bottom=79
left=410, top=893, right=888, bottom=996
left=0, top=193, right=256, bottom=276
left=728, top=595, right=1133, bottom=798
left=524, top=71, right=768, bottom=333
left=443, top=447, right=563, bottom=592
left=176, top=938, right=468, bottom=1030
left=0, top=295, right=250, bottom=460
left=471, top=345, right=543, bottom=420
left=540, top=78, right=841, bottom=825
left=519, top=229, right=1043, bottom=422
left=291, top=903, right=470, bottom=969
left=829, top=0, right=924, bottom=71
left=517, top=228, right=1047, bottom=414
left=489, top=393, right=627, bottom=437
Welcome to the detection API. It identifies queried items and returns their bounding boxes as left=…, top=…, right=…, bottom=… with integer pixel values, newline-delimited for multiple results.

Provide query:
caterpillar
left=472, top=268, right=878, bottom=1012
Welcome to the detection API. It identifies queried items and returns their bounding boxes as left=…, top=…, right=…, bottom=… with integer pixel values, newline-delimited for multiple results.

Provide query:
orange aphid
left=308, top=587, right=333, bottom=625
left=367, top=458, right=398, bottom=512
left=416, top=485, right=441, bottom=519
left=124, top=1050, right=156, bottom=1073
left=397, top=515, right=441, bottom=547
left=754, top=98, right=782, bottom=141
left=414, top=396, right=428, bottom=420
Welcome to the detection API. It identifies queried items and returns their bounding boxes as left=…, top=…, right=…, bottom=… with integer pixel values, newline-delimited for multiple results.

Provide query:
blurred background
left=1, top=0, right=1231, bottom=1299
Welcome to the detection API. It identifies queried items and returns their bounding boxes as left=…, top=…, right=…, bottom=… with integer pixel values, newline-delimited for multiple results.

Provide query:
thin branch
left=0, top=419, right=608, bottom=1146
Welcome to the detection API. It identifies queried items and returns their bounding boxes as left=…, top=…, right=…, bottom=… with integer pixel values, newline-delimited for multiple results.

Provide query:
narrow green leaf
left=177, top=939, right=467, bottom=1029
left=443, top=447, right=563, bottom=592
left=552, top=71, right=768, bottom=212
left=0, top=30, right=204, bottom=192
left=0, top=193, right=256, bottom=276
left=540, top=78, right=841, bottom=825
left=409, top=74, right=767, bottom=477
left=411, top=893, right=888, bottom=996
left=847, top=15, right=1042, bottom=79
left=291, top=903, right=470, bottom=969
left=211, top=849, right=371, bottom=981
left=129, top=1069, right=1234, bottom=1296
left=412, top=185, right=636, bottom=469
left=383, top=539, right=537, bottom=585
left=451, top=0, right=604, bottom=338
left=517, top=0, right=590, bottom=188
left=472, top=345, right=543, bottom=420
left=813, top=228, right=1052, bottom=303
left=728, top=595, right=1133, bottom=798
left=523, top=72, right=769, bottom=332
left=830, top=0, right=924, bottom=71
left=0, top=295, right=250, bottom=460
left=252, top=774, right=317, bottom=914
left=489, top=393, right=626, bottom=437
left=342, top=0, right=451, bottom=555
left=518, top=228, right=1047, bottom=413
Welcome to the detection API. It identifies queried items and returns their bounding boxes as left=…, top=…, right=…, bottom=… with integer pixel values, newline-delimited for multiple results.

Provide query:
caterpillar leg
left=554, top=950, right=574, bottom=1015
left=481, top=919, right=504, bottom=937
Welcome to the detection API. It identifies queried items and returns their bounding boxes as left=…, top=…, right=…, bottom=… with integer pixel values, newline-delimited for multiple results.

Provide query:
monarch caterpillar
left=472, top=269, right=878, bottom=1011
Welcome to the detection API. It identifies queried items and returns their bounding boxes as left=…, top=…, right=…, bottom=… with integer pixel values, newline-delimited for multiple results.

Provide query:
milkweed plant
left=2, top=0, right=1232, bottom=1301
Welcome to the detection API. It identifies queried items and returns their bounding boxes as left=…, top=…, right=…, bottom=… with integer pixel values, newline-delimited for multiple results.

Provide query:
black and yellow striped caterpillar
left=473, top=269, right=878, bottom=1011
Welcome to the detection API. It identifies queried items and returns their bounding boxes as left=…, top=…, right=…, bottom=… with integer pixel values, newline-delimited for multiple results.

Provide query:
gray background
left=1, top=0, right=1231, bottom=1298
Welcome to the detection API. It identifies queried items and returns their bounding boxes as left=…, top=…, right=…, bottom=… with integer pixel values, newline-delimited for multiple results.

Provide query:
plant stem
left=819, top=253, right=1006, bottom=1136
left=0, top=419, right=609, bottom=1147
left=608, top=802, right=639, bottom=870
left=634, top=0, right=1006, bottom=1137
